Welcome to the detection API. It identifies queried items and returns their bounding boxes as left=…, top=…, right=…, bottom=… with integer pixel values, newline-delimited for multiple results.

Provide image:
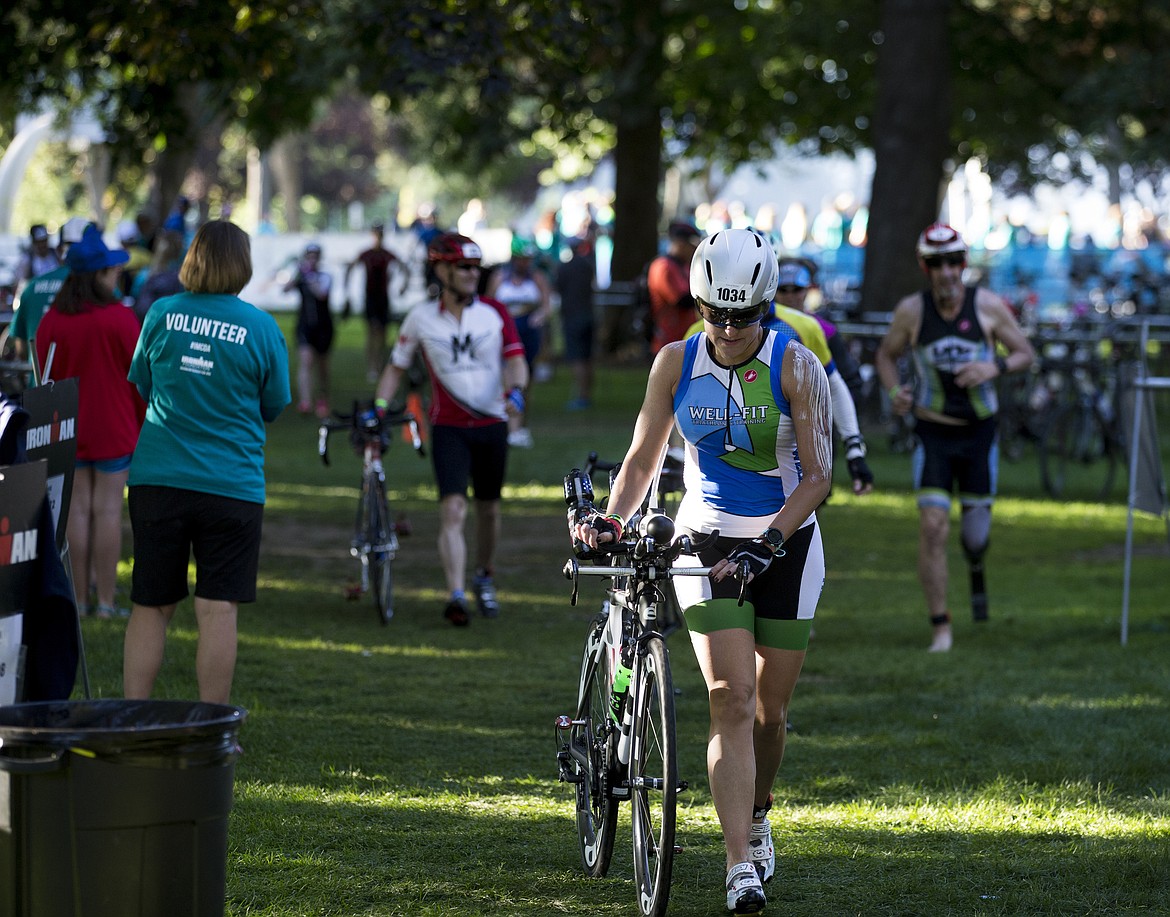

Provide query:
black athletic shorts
left=430, top=422, right=509, bottom=501
left=912, top=416, right=998, bottom=507
left=365, top=293, right=390, bottom=327
left=129, top=485, right=264, bottom=605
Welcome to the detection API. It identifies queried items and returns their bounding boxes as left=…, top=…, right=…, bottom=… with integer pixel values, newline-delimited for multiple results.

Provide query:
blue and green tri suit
left=671, top=329, right=824, bottom=649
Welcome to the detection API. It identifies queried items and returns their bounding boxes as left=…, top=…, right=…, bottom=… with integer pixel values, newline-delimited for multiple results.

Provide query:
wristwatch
left=758, top=527, right=785, bottom=555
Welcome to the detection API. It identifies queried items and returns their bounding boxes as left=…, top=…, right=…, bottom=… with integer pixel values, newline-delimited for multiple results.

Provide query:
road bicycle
left=318, top=403, right=424, bottom=624
left=554, top=465, right=718, bottom=917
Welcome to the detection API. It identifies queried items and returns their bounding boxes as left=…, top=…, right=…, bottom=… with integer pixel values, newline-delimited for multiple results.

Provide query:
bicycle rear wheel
left=361, top=471, right=398, bottom=624
left=571, top=617, right=618, bottom=878
left=1038, top=402, right=1117, bottom=501
left=630, top=635, right=677, bottom=917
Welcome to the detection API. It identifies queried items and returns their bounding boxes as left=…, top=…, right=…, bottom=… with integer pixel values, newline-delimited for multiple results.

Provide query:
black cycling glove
left=725, top=539, right=777, bottom=580
left=584, top=511, right=623, bottom=543
left=847, top=455, right=874, bottom=487
left=844, top=434, right=874, bottom=488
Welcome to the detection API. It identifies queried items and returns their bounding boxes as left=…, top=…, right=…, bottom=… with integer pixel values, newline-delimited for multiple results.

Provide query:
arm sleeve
left=827, top=332, right=865, bottom=405
left=828, top=367, right=861, bottom=445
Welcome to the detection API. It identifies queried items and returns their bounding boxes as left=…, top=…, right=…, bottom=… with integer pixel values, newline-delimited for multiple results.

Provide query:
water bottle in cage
left=563, top=468, right=595, bottom=524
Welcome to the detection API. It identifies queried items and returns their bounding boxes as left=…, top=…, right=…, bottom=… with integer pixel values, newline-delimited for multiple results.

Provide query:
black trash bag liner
left=0, top=699, right=245, bottom=769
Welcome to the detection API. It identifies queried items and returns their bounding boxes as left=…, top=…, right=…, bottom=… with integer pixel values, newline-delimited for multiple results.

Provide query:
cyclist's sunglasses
left=453, top=261, right=481, bottom=270
left=776, top=285, right=807, bottom=294
left=922, top=253, right=965, bottom=269
left=697, top=300, right=768, bottom=328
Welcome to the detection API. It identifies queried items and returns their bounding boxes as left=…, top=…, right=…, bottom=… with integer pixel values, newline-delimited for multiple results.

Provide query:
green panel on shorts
left=684, top=599, right=755, bottom=635
left=756, top=618, right=813, bottom=651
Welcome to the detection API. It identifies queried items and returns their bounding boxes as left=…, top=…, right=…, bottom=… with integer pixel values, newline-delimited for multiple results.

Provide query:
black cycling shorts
left=912, top=416, right=998, bottom=507
left=430, top=422, right=509, bottom=501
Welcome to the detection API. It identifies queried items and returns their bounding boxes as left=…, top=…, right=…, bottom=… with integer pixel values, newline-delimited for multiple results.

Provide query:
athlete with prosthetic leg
left=875, top=223, right=1034, bottom=651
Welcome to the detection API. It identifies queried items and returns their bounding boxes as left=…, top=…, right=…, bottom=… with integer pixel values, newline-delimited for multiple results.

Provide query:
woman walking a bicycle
left=572, top=228, right=832, bottom=915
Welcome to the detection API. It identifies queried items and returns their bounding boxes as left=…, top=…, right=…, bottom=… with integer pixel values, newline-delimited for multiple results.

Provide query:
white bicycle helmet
left=916, top=222, right=967, bottom=259
left=690, top=229, right=778, bottom=311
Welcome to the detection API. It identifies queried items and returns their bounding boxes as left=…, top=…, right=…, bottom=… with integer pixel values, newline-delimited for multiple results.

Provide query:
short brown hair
left=51, top=270, right=121, bottom=315
left=179, top=220, right=253, bottom=294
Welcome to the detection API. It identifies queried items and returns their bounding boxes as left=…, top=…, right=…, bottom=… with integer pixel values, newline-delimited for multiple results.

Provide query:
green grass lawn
left=80, top=317, right=1170, bottom=915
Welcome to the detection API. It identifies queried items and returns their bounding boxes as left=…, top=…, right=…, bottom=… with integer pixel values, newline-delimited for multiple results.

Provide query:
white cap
left=59, top=217, right=90, bottom=246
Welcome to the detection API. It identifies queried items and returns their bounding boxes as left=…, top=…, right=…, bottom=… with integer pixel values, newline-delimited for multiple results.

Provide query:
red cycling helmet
left=916, top=222, right=967, bottom=259
left=427, top=232, right=482, bottom=264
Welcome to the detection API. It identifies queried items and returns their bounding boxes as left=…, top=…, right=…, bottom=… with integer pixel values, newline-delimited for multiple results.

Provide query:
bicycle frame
left=318, top=405, right=424, bottom=622
left=555, top=492, right=715, bottom=917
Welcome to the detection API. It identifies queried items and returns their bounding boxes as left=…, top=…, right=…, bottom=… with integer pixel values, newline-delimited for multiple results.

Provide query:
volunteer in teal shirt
left=124, top=220, right=290, bottom=704
left=129, top=290, right=289, bottom=502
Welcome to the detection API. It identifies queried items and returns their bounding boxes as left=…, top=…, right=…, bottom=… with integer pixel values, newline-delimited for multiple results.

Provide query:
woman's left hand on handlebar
left=709, top=539, right=774, bottom=583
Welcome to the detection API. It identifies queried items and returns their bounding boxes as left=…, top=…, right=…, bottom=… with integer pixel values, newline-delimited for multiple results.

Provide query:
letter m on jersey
left=451, top=333, right=475, bottom=362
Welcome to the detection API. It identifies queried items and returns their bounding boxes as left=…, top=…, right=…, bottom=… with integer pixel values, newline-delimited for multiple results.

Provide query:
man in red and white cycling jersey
left=374, top=232, right=529, bottom=626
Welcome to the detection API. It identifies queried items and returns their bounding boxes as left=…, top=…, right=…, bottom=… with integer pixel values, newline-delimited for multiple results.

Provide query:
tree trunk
left=269, top=133, right=303, bottom=233
left=608, top=0, right=666, bottom=284
left=144, top=82, right=223, bottom=229
left=610, top=115, right=663, bottom=283
left=860, top=0, right=953, bottom=315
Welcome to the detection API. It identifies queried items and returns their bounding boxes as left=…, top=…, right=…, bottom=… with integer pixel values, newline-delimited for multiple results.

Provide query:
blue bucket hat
left=66, top=224, right=131, bottom=272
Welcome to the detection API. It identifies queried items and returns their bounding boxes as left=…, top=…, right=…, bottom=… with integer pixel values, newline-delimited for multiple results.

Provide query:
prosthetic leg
left=960, top=502, right=992, bottom=622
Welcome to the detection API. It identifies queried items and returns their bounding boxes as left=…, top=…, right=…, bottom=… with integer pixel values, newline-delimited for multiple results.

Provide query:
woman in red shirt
left=36, top=224, right=145, bottom=619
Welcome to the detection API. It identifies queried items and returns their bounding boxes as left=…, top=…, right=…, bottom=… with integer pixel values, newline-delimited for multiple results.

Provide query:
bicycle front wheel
left=362, top=472, right=398, bottom=624
left=630, top=635, right=677, bottom=917
left=572, top=616, right=619, bottom=878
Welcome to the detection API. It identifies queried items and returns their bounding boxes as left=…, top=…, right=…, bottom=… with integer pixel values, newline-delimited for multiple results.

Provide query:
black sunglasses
left=698, top=301, right=767, bottom=328
left=923, top=253, right=965, bottom=269
left=776, top=285, right=806, bottom=294
left=453, top=262, right=481, bottom=270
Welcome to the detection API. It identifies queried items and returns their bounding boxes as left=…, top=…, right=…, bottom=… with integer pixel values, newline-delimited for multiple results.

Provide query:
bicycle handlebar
left=318, top=405, right=425, bottom=467
left=563, top=465, right=753, bottom=606
left=566, top=563, right=714, bottom=579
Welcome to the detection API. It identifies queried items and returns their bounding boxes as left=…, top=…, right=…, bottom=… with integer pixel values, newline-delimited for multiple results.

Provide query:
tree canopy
left=3, top=1, right=1168, bottom=302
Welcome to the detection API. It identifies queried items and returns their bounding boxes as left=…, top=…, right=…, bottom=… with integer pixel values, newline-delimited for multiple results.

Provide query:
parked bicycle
left=318, top=402, right=425, bottom=624
left=1035, top=333, right=1129, bottom=501
left=554, top=464, right=721, bottom=917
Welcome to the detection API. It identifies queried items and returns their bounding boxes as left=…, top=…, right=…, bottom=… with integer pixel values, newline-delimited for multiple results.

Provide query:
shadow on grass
left=225, top=788, right=1168, bottom=916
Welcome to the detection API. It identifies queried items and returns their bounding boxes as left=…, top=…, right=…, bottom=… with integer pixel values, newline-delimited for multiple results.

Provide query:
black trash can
left=0, top=699, right=246, bottom=917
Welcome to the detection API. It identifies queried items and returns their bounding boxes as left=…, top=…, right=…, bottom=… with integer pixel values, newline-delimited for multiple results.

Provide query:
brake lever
left=736, top=558, right=750, bottom=607
left=562, top=559, right=580, bottom=606
left=406, top=416, right=426, bottom=457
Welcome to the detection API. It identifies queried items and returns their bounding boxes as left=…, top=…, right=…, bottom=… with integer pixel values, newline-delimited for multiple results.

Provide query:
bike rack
left=1120, top=318, right=1170, bottom=645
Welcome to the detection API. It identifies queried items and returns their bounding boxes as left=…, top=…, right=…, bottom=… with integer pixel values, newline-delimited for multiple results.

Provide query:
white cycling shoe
left=748, top=817, right=775, bottom=882
left=726, top=861, right=767, bottom=914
